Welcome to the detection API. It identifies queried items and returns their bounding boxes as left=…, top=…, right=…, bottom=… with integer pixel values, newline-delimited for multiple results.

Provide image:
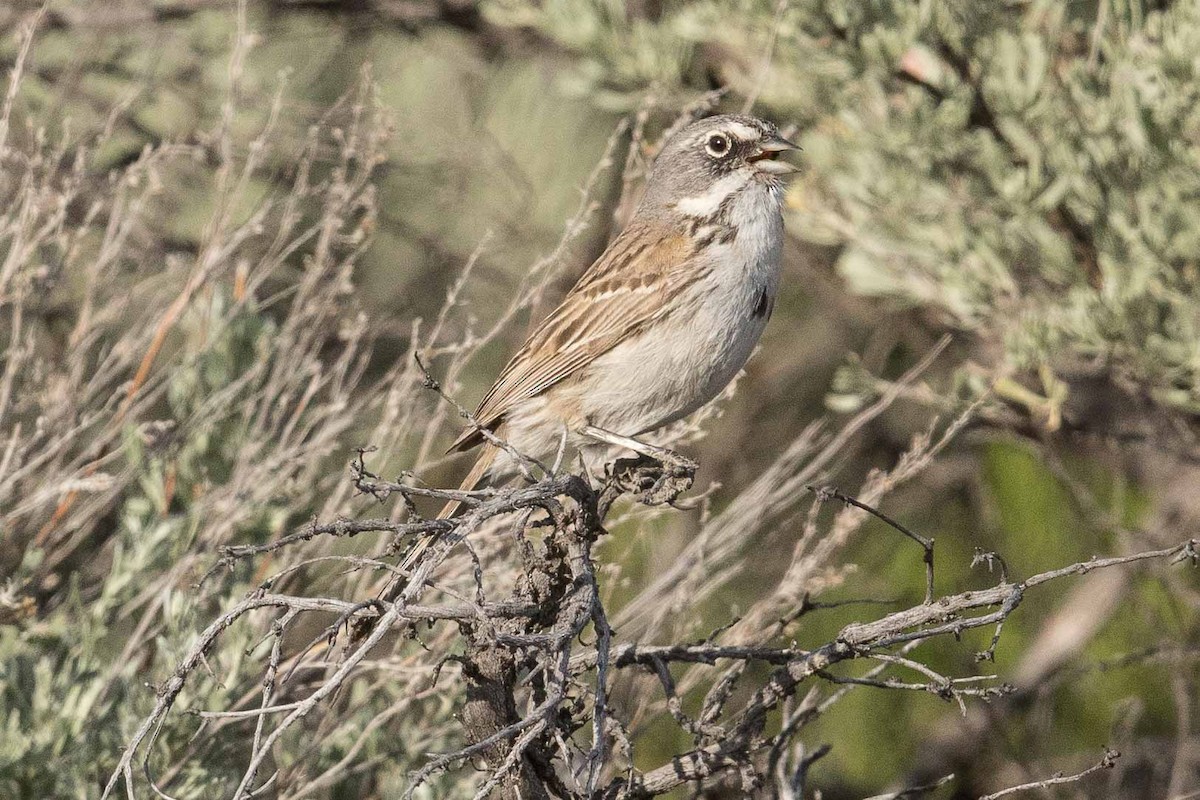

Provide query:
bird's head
left=640, top=114, right=800, bottom=217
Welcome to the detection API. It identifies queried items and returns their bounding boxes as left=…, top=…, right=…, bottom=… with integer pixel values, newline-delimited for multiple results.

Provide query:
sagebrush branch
left=103, top=437, right=1197, bottom=799
left=977, top=748, right=1121, bottom=800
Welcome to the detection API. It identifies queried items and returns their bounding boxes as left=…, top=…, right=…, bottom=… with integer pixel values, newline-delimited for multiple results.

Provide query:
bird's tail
left=353, top=444, right=500, bottom=645
left=392, top=443, right=498, bottom=579
left=436, top=442, right=499, bottom=521
left=350, top=443, right=499, bottom=642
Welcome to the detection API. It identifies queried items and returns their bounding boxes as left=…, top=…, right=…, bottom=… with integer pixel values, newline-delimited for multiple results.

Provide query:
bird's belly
left=577, top=274, right=773, bottom=437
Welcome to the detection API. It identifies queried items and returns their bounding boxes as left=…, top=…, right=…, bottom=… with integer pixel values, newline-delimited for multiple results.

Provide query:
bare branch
left=807, top=485, right=936, bottom=604
left=977, top=748, right=1121, bottom=800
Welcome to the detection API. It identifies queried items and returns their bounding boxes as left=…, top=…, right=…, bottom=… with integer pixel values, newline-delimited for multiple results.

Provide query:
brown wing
left=449, top=223, right=698, bottom=453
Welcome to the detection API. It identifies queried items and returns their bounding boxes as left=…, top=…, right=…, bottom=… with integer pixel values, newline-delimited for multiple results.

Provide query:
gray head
left=639, top=114, right=799, bottom=215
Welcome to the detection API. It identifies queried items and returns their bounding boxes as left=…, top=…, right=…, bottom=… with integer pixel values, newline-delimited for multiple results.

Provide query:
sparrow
left=397, top=114, right=797, bottom=585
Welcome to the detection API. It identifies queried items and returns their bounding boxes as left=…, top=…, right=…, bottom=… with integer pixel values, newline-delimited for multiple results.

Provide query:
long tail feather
left=353, top=443, right=501, bottom=644
left=391, top=443, right=499, bottom=579
left=435, top=443, right=498, bottom=521
left=351, top=436, right=505, bottom=647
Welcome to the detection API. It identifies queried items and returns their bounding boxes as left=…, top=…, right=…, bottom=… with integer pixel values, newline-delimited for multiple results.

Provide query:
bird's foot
left=608, top=451, right=697, bottom=507
left=581, top=425, right=697, bottom=507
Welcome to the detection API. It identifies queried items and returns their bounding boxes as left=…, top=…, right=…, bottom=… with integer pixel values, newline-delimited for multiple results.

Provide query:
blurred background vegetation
left=0, top=0, right=1197, bottom=797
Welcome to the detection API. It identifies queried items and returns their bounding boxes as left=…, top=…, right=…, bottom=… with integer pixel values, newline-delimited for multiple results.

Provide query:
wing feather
left=449, top=224, right=696, bottom=452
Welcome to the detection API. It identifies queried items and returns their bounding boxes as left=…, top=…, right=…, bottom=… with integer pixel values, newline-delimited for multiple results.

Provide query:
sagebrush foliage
left=0, top=48, right=457, bottom=795
left=507, top=0, right=1200, bottom=416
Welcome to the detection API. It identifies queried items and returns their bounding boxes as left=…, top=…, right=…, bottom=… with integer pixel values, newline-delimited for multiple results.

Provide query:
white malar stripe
left=673, top=172, right=748, bottom=217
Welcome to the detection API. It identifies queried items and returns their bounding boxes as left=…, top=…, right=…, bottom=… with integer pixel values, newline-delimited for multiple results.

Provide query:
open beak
left=747, top=134, right=801, bottom=175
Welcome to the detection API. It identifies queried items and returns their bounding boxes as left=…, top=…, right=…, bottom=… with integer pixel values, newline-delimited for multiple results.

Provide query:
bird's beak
left=747, top=134, right=801, bottom=175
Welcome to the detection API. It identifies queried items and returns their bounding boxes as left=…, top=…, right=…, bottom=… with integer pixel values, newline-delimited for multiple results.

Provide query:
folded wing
left=449, top=223, right=697, bottom=453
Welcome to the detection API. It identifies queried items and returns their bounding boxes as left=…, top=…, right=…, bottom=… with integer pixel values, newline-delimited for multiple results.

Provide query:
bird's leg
left=579, top=425, right=697, bottom=506
left=579, top=425, right=689, bottom=464
left=576, top=450, right=598, bottom=490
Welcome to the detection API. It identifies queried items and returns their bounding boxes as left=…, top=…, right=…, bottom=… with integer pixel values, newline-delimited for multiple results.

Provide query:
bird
left=395, top=113, right=797, bottom=592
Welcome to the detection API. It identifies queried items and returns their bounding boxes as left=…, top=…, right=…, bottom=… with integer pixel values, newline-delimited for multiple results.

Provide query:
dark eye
left=705, top=133, right=732, bottom=158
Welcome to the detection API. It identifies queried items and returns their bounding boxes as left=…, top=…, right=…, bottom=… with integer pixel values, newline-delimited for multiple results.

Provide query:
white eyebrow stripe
left=724, top=121, right=758, bottom=139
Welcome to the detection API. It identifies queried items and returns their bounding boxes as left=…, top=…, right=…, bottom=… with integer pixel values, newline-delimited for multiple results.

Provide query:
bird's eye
left=705, top=133, right=732, bottom=158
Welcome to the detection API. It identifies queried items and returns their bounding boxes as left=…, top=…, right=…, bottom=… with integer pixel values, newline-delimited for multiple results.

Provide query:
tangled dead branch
left=103, top=435, right=1198, bottom=798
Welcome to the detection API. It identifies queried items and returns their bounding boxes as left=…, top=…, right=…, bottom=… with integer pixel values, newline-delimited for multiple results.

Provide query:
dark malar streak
left=753, top=287, right=775, bottom=320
